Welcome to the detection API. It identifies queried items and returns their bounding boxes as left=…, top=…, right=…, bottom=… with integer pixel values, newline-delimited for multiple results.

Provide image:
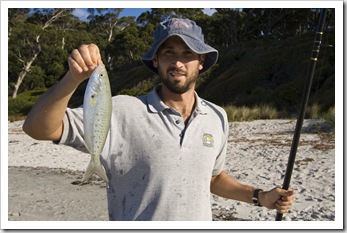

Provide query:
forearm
left=211, top=171, right=295, bottom=213
left=210, top=171, right=256, bottom=204
left=23, top=71, right=82, bottom=141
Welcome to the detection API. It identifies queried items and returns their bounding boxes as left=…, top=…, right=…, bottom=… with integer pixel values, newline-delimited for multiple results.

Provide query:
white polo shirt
left=60, top=85, right=229, bottom=220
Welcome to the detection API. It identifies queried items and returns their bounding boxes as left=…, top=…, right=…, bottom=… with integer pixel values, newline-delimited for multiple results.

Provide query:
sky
left=72, top=8, right=216, bottom=21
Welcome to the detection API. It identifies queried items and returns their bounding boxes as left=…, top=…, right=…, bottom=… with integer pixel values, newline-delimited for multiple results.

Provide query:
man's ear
left=199, top=54, right=206, bottom=71
left=153, top=56, right=158, bottom=68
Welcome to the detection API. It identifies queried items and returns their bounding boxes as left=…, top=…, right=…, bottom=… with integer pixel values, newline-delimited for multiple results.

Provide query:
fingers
left=262, top=187, right=295, bottom=213
left=275, top=197, right=292, bottom=212
left=278, top=188, right=295, bottom=197
left=275, top=189, right=295, bottom=213
left=276, top=204, right=290, bottom=214
left=68, top=44, right=103, bottom=80
left=68, top=51, right=84, bottom=74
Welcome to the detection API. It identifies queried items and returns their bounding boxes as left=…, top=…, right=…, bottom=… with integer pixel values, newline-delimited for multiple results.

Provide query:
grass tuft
left=223, top=103, right=334, bottom=131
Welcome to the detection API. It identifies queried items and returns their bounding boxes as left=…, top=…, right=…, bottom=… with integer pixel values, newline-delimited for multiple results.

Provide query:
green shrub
left=224, top=104, right=279, bottom=122
left=306, top=103, right=321, bottom=119
left=258, top=105, right=279, bottom=119
left=119, top=79, right=155, bottom=96
left=8, top=89, right=45, bottom=121
left=8, top=97, right=33, bottom=116
left=322, top=106, right=335, bottom=128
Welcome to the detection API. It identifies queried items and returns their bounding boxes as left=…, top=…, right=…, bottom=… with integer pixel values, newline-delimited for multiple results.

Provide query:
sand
left=5, top=119, right=338, bottom=227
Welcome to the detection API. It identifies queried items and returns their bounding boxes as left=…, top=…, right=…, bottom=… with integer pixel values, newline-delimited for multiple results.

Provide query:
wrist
left=258, top=190, right=266, bottom=207
left=65, top=71, right=84, bottom=86
left=252, top=189, right=263, bottom=207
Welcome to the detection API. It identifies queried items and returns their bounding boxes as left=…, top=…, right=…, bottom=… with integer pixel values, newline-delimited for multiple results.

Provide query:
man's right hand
left=23, top=43, right=103, bottom=141
left=68, top=43, right=103, bottom=82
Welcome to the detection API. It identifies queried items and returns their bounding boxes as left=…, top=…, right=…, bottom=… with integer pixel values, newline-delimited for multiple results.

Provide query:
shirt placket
left=168, top=108, right=201, bottom=147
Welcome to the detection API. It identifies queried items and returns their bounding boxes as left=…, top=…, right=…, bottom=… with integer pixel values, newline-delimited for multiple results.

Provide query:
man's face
left=153, top=36, right=205, bottom=94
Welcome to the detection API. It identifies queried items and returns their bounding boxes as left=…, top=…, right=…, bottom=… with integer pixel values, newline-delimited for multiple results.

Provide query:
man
left=23, top=18, right=294, bottom=221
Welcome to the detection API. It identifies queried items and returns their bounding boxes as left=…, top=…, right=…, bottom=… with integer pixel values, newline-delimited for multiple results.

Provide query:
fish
left=82, top=64, right=111, bottom=184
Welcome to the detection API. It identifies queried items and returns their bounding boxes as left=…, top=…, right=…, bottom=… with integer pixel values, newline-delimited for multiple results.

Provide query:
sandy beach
left=6, top=119, right=336, bottom=225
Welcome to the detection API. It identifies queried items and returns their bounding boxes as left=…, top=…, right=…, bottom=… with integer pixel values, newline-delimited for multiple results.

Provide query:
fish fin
left=82, top=158, right=109, bottom=184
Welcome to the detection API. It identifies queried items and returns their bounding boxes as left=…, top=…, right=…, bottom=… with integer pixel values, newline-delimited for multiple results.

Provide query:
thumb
left=277, top=188, right=294, bottom=197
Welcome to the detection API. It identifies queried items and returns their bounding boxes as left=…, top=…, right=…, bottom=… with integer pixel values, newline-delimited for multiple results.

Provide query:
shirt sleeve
left=56, top=107, right=88, bottom=153
left=212, top=110, right=229, bottom=176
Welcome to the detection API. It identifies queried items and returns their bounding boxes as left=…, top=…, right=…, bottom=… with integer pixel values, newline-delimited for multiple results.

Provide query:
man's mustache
left=167, top=68, right=187, bottom=75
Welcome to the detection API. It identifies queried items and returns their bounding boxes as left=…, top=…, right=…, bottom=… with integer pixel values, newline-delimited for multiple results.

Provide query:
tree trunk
left=11, top=9, right=67, bottom=98
left=62, top=36, right=65, bottom=50
left=8, top=27, right=12, bottom=41
left=12, top=50, right=40, bottom=98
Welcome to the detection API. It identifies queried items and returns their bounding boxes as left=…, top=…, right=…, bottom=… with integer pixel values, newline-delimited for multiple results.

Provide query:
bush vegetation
left=8, top=10, right=335, bottom=128
left=10, top=90, right=334, bottom=132
left=223, top=104, right=335, bottom=130
left=8, top=89, right=45, bottom=122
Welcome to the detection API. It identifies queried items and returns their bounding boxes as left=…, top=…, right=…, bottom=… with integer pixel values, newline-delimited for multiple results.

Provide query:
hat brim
left=141, top=34, right=218, bottom=75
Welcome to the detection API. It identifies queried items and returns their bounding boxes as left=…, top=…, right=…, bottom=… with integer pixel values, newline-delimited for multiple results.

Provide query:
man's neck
left=158, top=85, right=196, bottom=122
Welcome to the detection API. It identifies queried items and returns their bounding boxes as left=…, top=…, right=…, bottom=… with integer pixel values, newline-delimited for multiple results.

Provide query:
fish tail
left=82, top=157, right=109, bottom=184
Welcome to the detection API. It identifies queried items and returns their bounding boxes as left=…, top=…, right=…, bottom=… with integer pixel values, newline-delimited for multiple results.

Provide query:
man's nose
left=171, top=58, right=184, bottom=68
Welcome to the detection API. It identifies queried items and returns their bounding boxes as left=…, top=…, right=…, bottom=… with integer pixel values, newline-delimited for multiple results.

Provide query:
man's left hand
left=259, top=187, right=295, bottom=213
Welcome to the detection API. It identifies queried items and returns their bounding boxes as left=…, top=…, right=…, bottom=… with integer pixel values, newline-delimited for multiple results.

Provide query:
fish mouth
left=91, top=64, right=106, bottom=75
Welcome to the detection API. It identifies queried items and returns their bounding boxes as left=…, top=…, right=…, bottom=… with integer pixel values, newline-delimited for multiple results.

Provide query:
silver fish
left=82, top=64, right=111, bottom=184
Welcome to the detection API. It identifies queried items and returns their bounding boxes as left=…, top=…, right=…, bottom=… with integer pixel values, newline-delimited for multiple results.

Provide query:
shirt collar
left=147, top=85, right=168, bottom=113
left=147, top=85, right=208, bottom=115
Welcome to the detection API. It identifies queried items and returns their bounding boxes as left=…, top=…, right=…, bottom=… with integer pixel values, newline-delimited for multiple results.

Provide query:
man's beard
left=158, top=68, right=199, bottom=94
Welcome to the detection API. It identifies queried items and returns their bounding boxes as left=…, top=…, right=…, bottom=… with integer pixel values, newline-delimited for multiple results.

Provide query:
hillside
left=76, top=31, right=334, bottom=114
left=10, top=30, right=335, bottom=121
left=197, top=31, right=335, bottom=114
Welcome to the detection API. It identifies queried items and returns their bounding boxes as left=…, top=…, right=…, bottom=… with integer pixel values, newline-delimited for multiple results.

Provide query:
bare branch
left=42, top=9, right=67, bottom=30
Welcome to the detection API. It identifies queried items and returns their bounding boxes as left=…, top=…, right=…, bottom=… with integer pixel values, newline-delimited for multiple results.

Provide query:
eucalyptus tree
left=87, top=8, right=123, bottom=42
left=137, top=8, right=204, bottom=26
left=241, top=8, right=316, bottom=40
left=87, top=8, right=137, bottom=69
left=9, top=8, right=73, bottom=98
left=8, top=8, right=30, bottom=41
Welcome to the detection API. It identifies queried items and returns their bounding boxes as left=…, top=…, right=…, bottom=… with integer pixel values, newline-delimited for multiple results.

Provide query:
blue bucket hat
left=141, top=18, right=219, bottom=74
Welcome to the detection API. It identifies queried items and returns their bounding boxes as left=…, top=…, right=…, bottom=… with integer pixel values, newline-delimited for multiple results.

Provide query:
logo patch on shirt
left=203, top=133, right=214, bottom=147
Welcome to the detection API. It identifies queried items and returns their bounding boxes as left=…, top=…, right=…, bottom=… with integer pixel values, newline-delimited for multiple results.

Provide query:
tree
left=9, top=8, right=72, bottom=98
left=87, top=8, right=134, bottom=69
left=8, top=8, right=30, bottom=41
left=55, top=13, right=84, bottom=50
left=109, top=16, right=148, bottom=67
left=240, top=8, right=315, bottom=40
left=87, top=8, right=123, bottom=42
left=137, top=8, right=204, bottom=26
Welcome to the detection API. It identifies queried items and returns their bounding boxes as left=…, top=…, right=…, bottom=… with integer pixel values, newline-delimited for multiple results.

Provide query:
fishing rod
left=275, top=8, right=328, bottom=221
